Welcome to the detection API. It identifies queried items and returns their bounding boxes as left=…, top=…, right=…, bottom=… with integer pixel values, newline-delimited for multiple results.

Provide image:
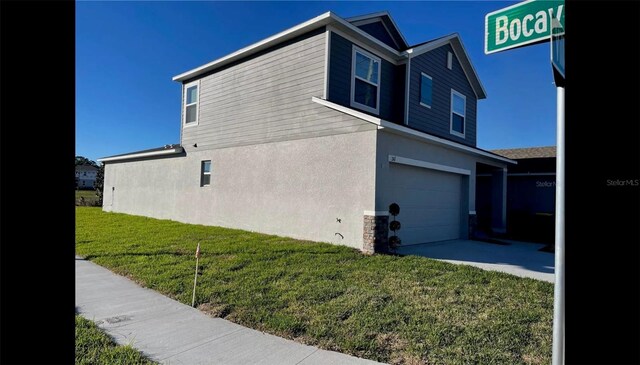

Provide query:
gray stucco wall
left=374, top=130, right=508, bottom=215
left=180, top=29, right=370, bottom=153
left=104, top=129, right=377, bottom=250
left=328, top=32, right=404, bottom=123
left=408, top=44, right=477, bottom=147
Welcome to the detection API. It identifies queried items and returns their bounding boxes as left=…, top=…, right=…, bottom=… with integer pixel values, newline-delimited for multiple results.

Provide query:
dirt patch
left=198, top=302, right=233, bottom=318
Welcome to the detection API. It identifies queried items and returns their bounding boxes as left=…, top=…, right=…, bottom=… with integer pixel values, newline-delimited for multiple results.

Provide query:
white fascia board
left=172, top=12, right=333, bottom=82
left=451, top=36, right=487, bottom=99
left=345, top=11, right=409, bottom=48
left=311, top=97, right=382, bottom=126
left=345, top=11, right=390, bottom=23
left=405, top=34, right=457, bottom=57
left=311, top=97, right=516, bottom=165
left=389, top=155, right=471, bottom=176
left=327, top=13, right=403, bottom=59
left=327, top=26, right=400, bottom=65
left=98, top=147, right=184, bottom=163
left=382, top=12, right=409, bottom=48
left=173, top=11, right=408, bottom=82
left=381, top=122, right=515, bottom=164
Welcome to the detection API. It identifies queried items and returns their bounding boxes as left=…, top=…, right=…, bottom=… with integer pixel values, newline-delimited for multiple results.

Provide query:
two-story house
left=76, top=165, right=98, bottom=189
left=99, top=11, right=515, bottom=253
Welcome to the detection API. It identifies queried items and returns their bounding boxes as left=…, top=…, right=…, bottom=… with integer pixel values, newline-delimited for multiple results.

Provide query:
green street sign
left=485, top=0, right=564, bottom=54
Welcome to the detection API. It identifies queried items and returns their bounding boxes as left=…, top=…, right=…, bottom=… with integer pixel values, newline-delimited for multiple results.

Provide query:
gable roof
left=345, top=11, right=409, bottom=50
left=404, top=33, right=487, bottom=99
left=171, top=11, right=486, bottom=99
left=491, top=146, right=557, bottom=159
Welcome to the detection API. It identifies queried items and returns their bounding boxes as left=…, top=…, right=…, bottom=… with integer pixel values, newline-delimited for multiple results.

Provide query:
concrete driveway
left=396, top=239, right=554, bottom=283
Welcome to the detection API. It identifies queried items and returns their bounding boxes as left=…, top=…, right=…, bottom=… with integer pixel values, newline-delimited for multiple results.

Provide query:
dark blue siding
left=328, top=32, right=404, bottom=123
left=408, top=44, right=477, bottom=147
left=357, top=22, right=398, bottom=50
left=328, top=32, right=351, bottom=108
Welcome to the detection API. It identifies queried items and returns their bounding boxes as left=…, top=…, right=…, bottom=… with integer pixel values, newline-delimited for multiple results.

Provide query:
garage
left=387, top=162, right=464, bottom=245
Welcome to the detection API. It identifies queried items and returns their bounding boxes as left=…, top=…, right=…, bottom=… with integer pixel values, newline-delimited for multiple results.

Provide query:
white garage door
left=387, top=164, right=462, bottom=245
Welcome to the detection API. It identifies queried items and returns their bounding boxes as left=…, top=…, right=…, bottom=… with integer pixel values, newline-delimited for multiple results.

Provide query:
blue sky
left=76, top=1, right=557, bottom=162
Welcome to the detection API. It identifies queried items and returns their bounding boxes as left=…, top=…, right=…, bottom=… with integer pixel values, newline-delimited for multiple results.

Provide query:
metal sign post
left=550, top=17, right=565, bottom=365
left=485, top=1, right=566, bottom=364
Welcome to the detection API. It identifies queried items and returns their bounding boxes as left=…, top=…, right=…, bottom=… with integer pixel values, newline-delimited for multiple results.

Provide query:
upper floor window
left=350, top=46, right=381, bottom=114
left=201, top=160, right=211, bottom=186
left=184, top=81, right=199, bottom=126
left=420, top=73, right=432, bottom=108
left=450, top=89, right=466, bottom=137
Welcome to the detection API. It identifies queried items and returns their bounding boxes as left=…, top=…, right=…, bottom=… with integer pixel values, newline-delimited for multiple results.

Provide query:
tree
left=95, top=163, right=105, bottom=206
left=76, top=156, right=98, bottom=167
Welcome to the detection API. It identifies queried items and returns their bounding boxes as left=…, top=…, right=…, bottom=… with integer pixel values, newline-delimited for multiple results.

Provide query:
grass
left=76, top=207, right=553, bottom=364
left=75, top=314, right=156, bottom=364
left=76, top=189, right=97, bottom=198
left=76, top=189, right=99, bottom=206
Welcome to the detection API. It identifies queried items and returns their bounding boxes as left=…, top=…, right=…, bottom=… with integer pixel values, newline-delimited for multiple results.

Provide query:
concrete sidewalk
left=76, top=257, right=384, bottom=365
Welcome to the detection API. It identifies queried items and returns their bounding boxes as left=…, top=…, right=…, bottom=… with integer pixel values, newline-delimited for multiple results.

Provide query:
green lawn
left=76, top=190, right=100, bottom=206
left=76, top=189, right=97, bottom=198
left=76, top=207, right=553, bottom=364
left=75, top=315, right=156, bottom=365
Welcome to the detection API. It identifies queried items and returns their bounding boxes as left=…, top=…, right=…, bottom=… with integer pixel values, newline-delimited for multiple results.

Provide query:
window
left=450, top=90, right=466, bottom=137
left=201, top=160, right=211, bottom=186
left=420, top=73, right=432, bottom=108
left=350, top=46, right=381, bottom=114
left=184, top=81, right=199, bottom=126
left=447, top=52, right=453, bottom=70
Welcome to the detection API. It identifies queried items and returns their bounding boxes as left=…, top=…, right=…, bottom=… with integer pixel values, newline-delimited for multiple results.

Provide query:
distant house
left=479, top=146, right=556, bottom=242
left=76, top=165, right=98, bottom=189
left=98, top=11, right=515, bottom=253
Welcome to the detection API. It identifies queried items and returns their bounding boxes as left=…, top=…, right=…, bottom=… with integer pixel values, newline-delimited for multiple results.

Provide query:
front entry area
left=386, top=163, right=464, bottom=245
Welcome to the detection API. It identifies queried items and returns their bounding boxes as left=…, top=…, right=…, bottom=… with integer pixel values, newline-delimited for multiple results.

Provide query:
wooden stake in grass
left=191, top=242, right=201, bottom=307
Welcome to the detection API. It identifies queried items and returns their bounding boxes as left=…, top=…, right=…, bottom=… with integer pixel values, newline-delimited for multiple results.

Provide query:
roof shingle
left=491, top=146, right=556, bottom=160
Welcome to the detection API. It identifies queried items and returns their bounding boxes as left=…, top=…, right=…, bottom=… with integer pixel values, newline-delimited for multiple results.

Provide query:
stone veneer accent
left=363, top=214, right=389, bottom=254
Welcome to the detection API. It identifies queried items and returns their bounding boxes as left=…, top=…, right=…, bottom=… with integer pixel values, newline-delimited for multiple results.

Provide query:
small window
left=450, top=90, right=466, bottom=137
left=420, top=73, right=432, bottom=108
left=447, top=52, right=453, bottom=70
left=184, top=81, right=199, bottom=126
left=350, top=46, right=381, bottom=114
left=201, top=160, right=211, bottom=186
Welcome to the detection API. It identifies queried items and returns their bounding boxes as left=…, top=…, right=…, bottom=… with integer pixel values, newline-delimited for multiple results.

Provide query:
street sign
left=550, top=17, right=565, bottom=83
left=485, top=0, right=565, bottom=54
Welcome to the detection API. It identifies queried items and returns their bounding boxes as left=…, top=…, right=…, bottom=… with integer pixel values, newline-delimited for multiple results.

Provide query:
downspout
left=402, top=50, right=412, bottom=125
